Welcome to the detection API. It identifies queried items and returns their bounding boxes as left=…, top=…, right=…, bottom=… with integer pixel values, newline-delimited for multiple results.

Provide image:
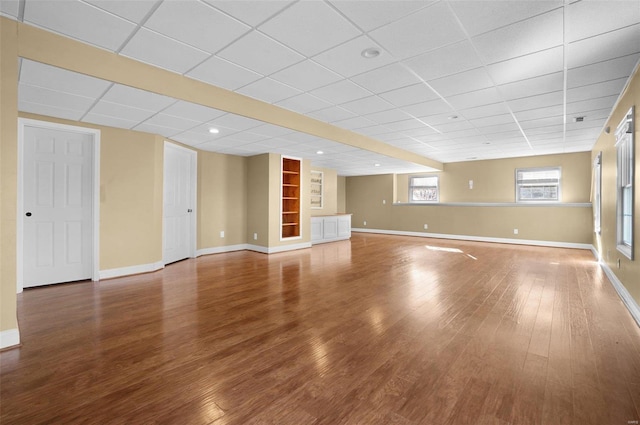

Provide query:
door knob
left=25, top=212, right=32, bottom=217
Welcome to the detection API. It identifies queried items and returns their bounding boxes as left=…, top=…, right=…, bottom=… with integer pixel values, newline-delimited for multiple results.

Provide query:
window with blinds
left=616, top=107, right=635, bottom=260
left=515, top=167, right=561, bottom=202
left=409, top=175, right=439, bottom=203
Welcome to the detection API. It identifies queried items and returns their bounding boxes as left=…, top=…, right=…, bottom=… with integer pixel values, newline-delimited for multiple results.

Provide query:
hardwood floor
left=2, top=233, right=640, bottom=424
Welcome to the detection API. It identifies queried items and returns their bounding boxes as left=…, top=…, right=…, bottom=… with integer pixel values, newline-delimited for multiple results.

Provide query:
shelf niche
left=281, top=156, right=301, bottom=239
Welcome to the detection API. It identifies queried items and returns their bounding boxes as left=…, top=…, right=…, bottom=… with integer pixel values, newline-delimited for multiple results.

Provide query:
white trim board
left=594, top=253, right=640, bottom=328
left=17, top=118, right=101, bottom=293
left=352, top=228, right=592, bottom=250
left=247, top=242, right=312, bottom=254
left=0, top=328, right=21, bottom=350
left=196, top=244, right=250, bottom=257
left=99, top=261, right=164, bottom=280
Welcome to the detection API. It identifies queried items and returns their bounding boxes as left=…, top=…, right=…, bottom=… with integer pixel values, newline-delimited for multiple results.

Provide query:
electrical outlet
left=469, top=180, right=474, bottom=189
left=253, top=233, right=258, bottom=240
left=383, top=199, right=386, bottom=204
left=363, top=221, right=367, bottom=226
left=220, top=231, right=225, bottom=238
left=424, top=224, right=428, bottom=230
left=513, top=228, right=519, bottom=235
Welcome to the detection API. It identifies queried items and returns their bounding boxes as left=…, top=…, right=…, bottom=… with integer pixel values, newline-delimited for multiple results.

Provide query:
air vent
left=574, top=116, right=585, bottom=123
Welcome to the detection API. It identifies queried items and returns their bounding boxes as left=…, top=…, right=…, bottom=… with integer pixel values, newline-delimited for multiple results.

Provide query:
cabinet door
left=338, top=216, right=351, bottom=238
left=311, top=218, right=323, bottom=242
left=323, top=217, right=338, bottom=239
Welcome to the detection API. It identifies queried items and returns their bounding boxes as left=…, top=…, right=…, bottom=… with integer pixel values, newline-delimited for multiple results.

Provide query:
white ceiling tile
left=363, top=109, right=412, bottom=125
left=369, top=2, right=465, bottom=58
left=421, top=113, right=469, bottom=127
left=519, top=116, right=563, bottom=129
left=460, top=102, right=511, bottom=120
left=566, top=0, right=640, bottom=42
left=306, top=106, right=357, bottom=123
left=340, top=96, right=395, bottom=115
left=276, top=93, right=333, bottom=114
left=356, top=125, right=395, bottom=137
left=218, top=31, right=304, bottom=76
left=171, top=130, right=217, bottom=146
left=19, top=59, right=112, bottom=98
left=249, top=123, right=295, bottom=138
left=186, top=56, right=263, bottom=91
left=448, top=0, right=562, bottom=36
left=83, top=112, right=140, bottom=129
left=566, top=78, right=627, bottom=103
left=477, top=122, right=521, bottom=134
left=472, top=9, right=563, bottom=64
left=446, top=87, right=503, bottom=110
left=19, top=83, right=95, bottom=112
left=145, top=1, right=250, bottom=54
left=132, top=122, right=182, bottom=138
left=384, top=118, right=433, bottom=132
left=310, top=79, right=372, bottom=104
left=568, top=53, right=640, bottom=88
left=379, top=83, right=439, bottom=107
left=566, top=96, right=618, bottom=115
left=85, top=0, right=159, bottom=24
left=568, top=24, right=640, bottom=69
left=514, top=105, right=563, bottom=122
left=432, top=119, right=474, bottom=132
left=329, top=0, right=432, bottom=32
left=404, top=40, right=484, bottom=81
left=18, top=99, right=85, bottom=122
left=0, top=0, right=19, bottom=18
left=428, top=67, right=494, bottom=97
left=236, top=78, right=302, bottom=103
left=24, top=0, right=136, bottom=51
left=204, top=0, right=294, bottom=27
left=312, top=35, right=395, bottom=77
left=101, top=84, right=176, bottom=111
left=120, top=28, right=210, bottom=74
left=507, top=91, right=563, bottom=112
left=139, top=113, right=201, bottom=133
left=270, top=60, right=343, bottom=92
left=498, top=72, right=564, bottom=100
left=350, top=63, right=421, bottom=93
left=89, top=100, right=156, bottom=122
left=162, top=101, right=226, bottom=122
left=487, top=46, right=564, bottom=85
left=259, top=1, right=361, bottom=57
left=402, top=99, right=453, bottom=118
left=209, top=113, right=264, bottom=131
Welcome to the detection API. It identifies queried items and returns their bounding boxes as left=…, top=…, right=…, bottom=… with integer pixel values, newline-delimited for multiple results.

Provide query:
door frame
left=162, top=141, right=197, bottom=265
left=17, top=118, right=101, bottom=293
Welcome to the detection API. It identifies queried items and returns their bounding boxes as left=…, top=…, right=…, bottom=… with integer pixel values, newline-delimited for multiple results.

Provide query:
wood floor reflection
left=2, top=233, right=640, bottom=424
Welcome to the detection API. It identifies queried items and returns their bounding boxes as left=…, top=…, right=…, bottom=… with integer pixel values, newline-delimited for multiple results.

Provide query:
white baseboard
left=99, top=261, right=164, bottom=280
left=246, top=242, right=312, bottom=254
left=0, top=328, right=20, bottom=350
left=196, top=244, right=249, bottom=257
left=352, top=228, right=592, bottom=250
left=597, top=257, right=640, bottom=328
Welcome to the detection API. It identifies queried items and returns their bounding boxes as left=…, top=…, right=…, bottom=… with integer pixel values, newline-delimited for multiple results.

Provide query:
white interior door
left=163, top=142, right=196, bottom=265
left=22, top=125, right=94, bottom=287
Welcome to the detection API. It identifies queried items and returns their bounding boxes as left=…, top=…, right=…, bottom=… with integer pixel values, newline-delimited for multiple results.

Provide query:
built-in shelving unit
left=310, top=170, right=323, bottom=209
left=281, top=156, right=301, bottom=239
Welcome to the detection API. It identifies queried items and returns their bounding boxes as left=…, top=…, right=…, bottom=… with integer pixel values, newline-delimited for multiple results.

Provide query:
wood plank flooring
left=2, top=233, right=640, bottom=424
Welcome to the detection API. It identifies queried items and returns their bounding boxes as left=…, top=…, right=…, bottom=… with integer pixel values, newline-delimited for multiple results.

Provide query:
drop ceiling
left=3, top=0, right=640, bottom=176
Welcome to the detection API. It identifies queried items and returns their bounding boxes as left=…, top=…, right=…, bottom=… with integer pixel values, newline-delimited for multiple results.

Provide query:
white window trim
left=515, top=166, right=562, bottom=203
left=593, top=152, right=602, bottom=234
left=615, top=107, right=634, bottom=260
left=409, top=175, right=439, bottom=203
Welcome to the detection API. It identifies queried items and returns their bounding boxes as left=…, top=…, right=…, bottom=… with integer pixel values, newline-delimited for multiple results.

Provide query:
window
left=410, top=175, right=439, bottom=203
left=515, top=167, right=561, bottom=202
left=593, top=152, right=602, bottom=234
left=616, top=107, right=635, bottom=260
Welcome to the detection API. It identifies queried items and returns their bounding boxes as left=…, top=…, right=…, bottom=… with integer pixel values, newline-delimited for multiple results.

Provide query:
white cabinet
left=311, top=215, right=351, bottom=244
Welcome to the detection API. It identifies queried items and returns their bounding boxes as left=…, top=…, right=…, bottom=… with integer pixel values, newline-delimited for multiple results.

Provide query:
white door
left=163, top=143, right=196, bottom=265
left=22, top=125, right=93, bottom=287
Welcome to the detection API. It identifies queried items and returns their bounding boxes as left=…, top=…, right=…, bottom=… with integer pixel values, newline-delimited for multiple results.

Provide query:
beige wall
left=347, top=151, right=593, bottom=245
left=591, top=65, right=640, bottom=305
left=310, top=166, right=338, bottom=216
left=198, top=152, right=247, bottom=249
left=1, top=18, right=19, bottom=336
left=247, top=154, right=271, bottom=247
left=337, top=176, right=346, bottom=213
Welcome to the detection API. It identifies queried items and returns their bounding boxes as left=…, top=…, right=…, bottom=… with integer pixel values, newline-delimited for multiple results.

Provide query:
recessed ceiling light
left=448, top=115, right=459, bottom=120
left=316, top=150, right=324, bottom=155
left=374, top=163, right=381, bottom=167
left=361, top=47, right=381, bottom=59
left=209, top=127, right=219, bottom=134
